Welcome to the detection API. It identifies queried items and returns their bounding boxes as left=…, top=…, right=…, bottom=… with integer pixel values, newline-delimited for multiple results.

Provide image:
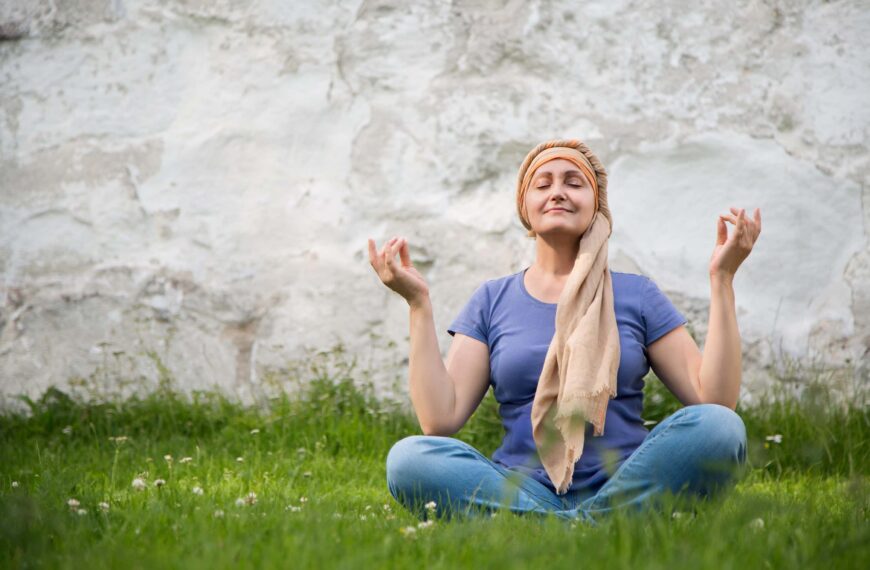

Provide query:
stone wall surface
left=1, top=0, right=867, bottom=407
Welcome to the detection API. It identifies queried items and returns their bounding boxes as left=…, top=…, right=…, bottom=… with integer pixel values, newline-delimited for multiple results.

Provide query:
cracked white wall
left=0, top=0, right=867, bottom=406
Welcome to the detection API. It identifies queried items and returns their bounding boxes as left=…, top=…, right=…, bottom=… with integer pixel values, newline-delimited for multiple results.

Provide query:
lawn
left=1, top=351, right=867, bottom=569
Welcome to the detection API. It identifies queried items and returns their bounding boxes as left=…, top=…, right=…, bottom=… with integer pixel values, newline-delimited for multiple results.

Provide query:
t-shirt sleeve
left=641, top=276, right=688, bottom=347
left=447, top=282, right=490, bottom=345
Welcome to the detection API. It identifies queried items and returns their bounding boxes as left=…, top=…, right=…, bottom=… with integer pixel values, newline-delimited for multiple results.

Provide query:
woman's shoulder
left=610, top=270, right=649, bottom=289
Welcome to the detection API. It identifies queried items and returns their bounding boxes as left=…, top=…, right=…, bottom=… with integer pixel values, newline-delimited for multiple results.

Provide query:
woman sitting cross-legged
left=366, top=138, right=762, bottom=525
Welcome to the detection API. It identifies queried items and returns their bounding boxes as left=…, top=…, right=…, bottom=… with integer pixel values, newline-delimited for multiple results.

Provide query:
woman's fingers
left=398, top=238, right=411, bottom=266
left=367, top=238, right=379, bottom=268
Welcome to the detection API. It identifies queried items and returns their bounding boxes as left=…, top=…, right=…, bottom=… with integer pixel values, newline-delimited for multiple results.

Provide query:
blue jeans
left=386, top=403, right=748, bottom=525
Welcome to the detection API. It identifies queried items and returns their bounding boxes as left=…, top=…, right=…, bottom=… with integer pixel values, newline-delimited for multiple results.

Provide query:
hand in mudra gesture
left=709, top=207, right=762, bottom=278
left=368, top=236, right=430, bottom=307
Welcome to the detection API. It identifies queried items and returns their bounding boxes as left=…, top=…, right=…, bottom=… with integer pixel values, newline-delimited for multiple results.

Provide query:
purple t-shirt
left=447, top=267, right=687, bottom=494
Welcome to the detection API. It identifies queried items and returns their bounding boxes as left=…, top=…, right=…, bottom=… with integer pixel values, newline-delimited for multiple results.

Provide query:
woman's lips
left=547, top=208, right=570, bottom=213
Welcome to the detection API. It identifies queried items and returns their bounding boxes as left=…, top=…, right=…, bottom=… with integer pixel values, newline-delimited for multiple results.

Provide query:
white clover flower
left=424, top=501, right=436, bottom=511
left=154, top=479, right=166, bottom=488
left=67, top=498, right=80, bottom=509
left=250, top=429, right=260, bottom=435
left=179, top=457, right=193, bottom=464
left=192, top=486, right=204, bottom=496
left=382, top=503, right=391, bottom=511
left=98, top=502, right=110, bottom=512
left=235, top=498, right=246, bottom=507
left=131, top=478, right=147, bottom=491
left=764, top=434, right=783, bottom=444
left=214, top=509, right=225, bottom=518
left=296, top=447, right=307, bottom=455
left=62, top=425, right=73, bottom=435
left=11, top=481, right=19, bottom=488
left=299, top=496, right=307, bottom=503
left=749, top=517, right=765, bottom=530
left=245, top=492, right=257, bottom=505
left=77, top=509, right=88, bottom=516
left=399, top=526, right=417, bottom=536
left=236, top=457, right=244, bottom=463
left=164, top=455, right=173, bottom=462
left=417, top=520, right=434, bottom=528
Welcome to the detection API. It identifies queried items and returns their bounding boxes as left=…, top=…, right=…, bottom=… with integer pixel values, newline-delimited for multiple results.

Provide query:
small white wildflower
left=131, top=478, right=147, bottom=491
left=77, top=508, right=88, bottom=516
left=11, top=481, right=19, bottom=488
left=235, top=498, right=246, bottom=507
left=250, top=429, right=260, bottom=435
left=360, top=514, right=368, bottom=520
left=302, top=471, right=312, bottom=478
left=765, top=434, right=783, bottom=444
left=179, top=457, right=193, bottom=464
left=417, top=520, right=434, bottom=528
left=192, top=486, right=204, bottom=496
left=424, top=500, right=436, bottom=511
left=236, top=457, right=244, bottom=463
left=214, top=509, right=225, bottom=518
left=109, top=436, right=129, bottom=443
left=299, top=496, right=307, bottom=503
left=365, top=505, right=372, bottom=511
left=382, top=503, right=391, bottom=511
left=385, top=514, right=396, bottom=520
left=164, top=455, right=173, bottom=462
left=98, top=501, right=110, bottom=512
left=749, top=517, right=765, bottom=530
left=244, top=492, right=257, bottom=505
left=296, top=447, right=307, bottom=455
left=490, top=512, right=498, bottom=518
left=672, top=511, right=684, bottom=519
left=399, top=526, right=417, bottom=536
left=62, top=425, right=73, bottom=435
left=67, top=498, right=80, bottom=509
left=154, top=478, right=166, bottom=488
left=286, top=505, right=302, bottom=512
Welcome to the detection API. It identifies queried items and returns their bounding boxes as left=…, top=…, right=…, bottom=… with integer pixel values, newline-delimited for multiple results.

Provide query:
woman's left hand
left=709, top=207, right=762, bottom=278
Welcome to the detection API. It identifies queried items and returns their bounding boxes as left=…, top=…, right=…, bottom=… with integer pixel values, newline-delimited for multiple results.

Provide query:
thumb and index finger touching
left=367, top=236, right=411, bottom=271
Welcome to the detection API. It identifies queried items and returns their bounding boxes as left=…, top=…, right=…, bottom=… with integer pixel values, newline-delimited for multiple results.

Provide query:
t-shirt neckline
left=519, top=267, right=558, bottom=308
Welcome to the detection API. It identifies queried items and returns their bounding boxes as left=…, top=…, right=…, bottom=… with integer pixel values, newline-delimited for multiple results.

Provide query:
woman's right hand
left=368, top=236, right=431, bottom=307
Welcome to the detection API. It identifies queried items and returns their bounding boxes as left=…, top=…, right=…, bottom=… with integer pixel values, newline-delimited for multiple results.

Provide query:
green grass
left=1, top=356, right=867, bottom=569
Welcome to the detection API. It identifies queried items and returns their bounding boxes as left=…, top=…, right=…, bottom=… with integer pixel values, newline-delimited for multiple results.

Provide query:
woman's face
left=523, top=158, right=597, bottom=239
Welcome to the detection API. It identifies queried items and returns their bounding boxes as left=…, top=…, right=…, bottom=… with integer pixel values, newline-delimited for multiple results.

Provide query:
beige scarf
left=516, top=141, right=621, bottom=496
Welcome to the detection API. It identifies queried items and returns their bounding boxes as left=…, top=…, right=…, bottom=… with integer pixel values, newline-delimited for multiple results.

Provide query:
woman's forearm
left=407, top=297, right=456, bottom=435
left=698, top=273, right=742, bottom=409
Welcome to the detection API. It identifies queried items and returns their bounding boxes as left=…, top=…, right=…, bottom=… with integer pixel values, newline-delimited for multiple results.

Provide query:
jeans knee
left=693, top=403, right=747, bottom=461
left=386, top=435, right=440, bottom=491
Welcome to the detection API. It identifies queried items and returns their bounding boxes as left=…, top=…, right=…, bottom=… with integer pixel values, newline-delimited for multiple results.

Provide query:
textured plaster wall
left=0, top=0, right=867, bottom=407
